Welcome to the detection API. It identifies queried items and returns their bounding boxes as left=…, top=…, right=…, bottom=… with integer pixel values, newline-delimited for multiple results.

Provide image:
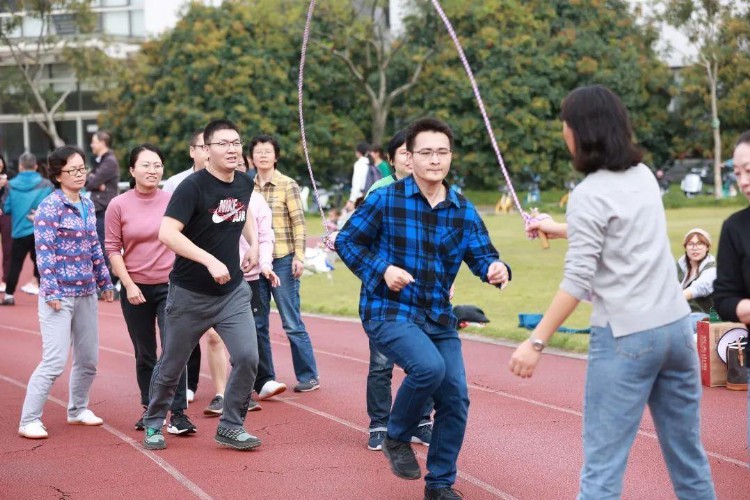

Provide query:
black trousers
left=119, top=282, right=187, bottom=411
left=187, top=343, right=201, bottom=393
left=5, top=234, right=39, bottom=295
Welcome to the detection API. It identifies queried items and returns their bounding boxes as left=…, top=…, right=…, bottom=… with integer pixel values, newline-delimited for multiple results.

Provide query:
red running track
left=0, top=290, right=748, bottom=499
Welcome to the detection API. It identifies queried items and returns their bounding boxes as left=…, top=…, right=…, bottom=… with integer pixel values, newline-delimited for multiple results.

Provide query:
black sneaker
left=411, top=423, right=432, bottom=447
left=293, top=378, right=320, bottom=393
left=214, top=426, right=261, bottom=450
left=424, top=486, right=463, bottom=499
left=134, top=409, right=147, bottom=431
left=204, top=395, right=223, bottom=416
left=167, top=412, right=197, bottom=435
left=382, top=436, right=421, bottom=480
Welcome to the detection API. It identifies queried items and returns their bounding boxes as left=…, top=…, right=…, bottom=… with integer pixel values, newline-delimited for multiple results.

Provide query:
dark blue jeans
left=249, top=279, right=275, bottom=393
left=256, top=254, right=318, bottom=383
left=367, top=339, right=433, bottom=431
left=364, top=319, right=469, bottom=489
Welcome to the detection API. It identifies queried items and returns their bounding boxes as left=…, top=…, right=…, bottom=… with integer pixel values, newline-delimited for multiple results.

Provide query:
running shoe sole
left=258, top=386, right=286, bottom=401
left=167, top=425, right=196, bottom=435
left=143, top=438, right=166, bottom=450
left=214, top=435, right=262, bottom=450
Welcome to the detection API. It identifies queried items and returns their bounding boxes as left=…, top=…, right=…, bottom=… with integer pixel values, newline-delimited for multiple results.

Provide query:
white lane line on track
left=0, top=374, right=213, bottom=500
left=277, top=397, right=519, bottom=500
left=7, top=323, right=748, bottom=470
left=269, top=339, right=750, bottom=470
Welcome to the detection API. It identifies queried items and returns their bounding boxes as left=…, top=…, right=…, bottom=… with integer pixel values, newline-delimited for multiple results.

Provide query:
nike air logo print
left=210, top=198, right=247, bottom=224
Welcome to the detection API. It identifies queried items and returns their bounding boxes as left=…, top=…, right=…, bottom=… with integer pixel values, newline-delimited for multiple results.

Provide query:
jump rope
left=297, top=0, right=549, bottom=250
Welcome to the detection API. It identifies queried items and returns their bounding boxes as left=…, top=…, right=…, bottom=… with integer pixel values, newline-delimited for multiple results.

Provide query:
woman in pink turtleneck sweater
left=104, top=144, right=196, bottom=434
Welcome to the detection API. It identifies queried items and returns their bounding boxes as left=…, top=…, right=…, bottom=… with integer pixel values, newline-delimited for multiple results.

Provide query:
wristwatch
left=530, top=337, right=546, bottom=352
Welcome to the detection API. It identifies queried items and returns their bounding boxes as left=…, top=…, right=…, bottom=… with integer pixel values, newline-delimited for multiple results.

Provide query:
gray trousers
left=144, top=282, right=258, bottom=430
left=20, top=294, right=99, bottom=425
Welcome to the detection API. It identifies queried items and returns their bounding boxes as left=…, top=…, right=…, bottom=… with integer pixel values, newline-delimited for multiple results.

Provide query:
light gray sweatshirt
left=560, top=163, right=689, bottom=337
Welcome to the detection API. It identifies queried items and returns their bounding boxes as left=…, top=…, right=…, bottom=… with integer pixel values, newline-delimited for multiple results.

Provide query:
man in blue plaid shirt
left=336, top=118, right=510, bottom=500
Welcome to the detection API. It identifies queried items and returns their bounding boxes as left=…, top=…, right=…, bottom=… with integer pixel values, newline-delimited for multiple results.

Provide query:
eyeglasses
left=206, top=141, right=243, bottom=151
left=61, top=167, right=88, bottom=176
left=414, top=149, right=451, bottom=160
left=137, top=163, right=164, bottom=171
left=254, top=150, right=275, bottom=157
left=686, top=242, right=707, bottom=249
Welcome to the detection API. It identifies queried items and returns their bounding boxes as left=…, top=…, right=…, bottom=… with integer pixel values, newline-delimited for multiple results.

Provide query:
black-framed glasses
left=206, top=141, right=243, bottom=151
left=414, top=149, right=452, bottom=160
left=61, top=167, right=89, bottom=176
left=686, top=242, right=707, bottom=249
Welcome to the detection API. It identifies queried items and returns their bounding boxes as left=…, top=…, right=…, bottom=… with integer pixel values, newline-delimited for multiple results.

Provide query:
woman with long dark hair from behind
left=511, top=85, right=715, bottom=499
left=104, top=144, right=196, bottom=435
left=18, top=146, right=114, bottom=439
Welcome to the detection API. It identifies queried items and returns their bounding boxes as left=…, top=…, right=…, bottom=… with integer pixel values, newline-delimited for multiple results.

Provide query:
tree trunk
left=709, top=64, right=722, bottom=199
left=371, top=101, right=388, bottom=147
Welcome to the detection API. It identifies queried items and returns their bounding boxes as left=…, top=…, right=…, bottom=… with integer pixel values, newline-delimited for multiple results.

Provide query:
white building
left=0, top=0, right=195, bottom=165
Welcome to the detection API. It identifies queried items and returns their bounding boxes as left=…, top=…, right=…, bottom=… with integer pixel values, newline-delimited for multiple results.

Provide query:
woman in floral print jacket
left=18, top=145, right=114, bottom=440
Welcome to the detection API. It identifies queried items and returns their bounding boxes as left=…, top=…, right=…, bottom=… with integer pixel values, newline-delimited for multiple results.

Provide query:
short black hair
left=734, top=130, right=750, bottom=149
left=94, top=130, right=112, bottom=148
left=559, top=85, right=642, bottom=174
left=405, top=118, right=454, bottom=152
left=190, top=128, right=205, bottom=146
left=48, top=145, right=86, bottom=188
left=386, top=129, right=407, bottom=164
left=0, top=153, right=6, bottom=173
left=248, top=134, right=280, bottom=168
left=203, top=119, right=240, bottom=145
left=356, top=141, right=370, bottom=156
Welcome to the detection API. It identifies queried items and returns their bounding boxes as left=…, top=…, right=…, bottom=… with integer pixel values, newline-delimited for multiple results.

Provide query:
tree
left=660, top=0, right=748, bottom=198
left=311, top=0, right=434, bottom=146
left=0, top=0, right=116, bottom=147
left=99, top=0, right=372, bottom=184
left=403, top=0, right=673, bottom=189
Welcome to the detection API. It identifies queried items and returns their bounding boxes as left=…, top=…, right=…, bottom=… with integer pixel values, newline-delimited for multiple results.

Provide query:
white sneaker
left=186, top=389, right=195, bottom=403
left=258, top=380, right=287, bottom=401
left=21, top=283, right=39, bottom=295
left=67, top=409, right=104, bottom=426
left=0, top=282, right=5, bottom=292
left=18, top=421, right=48, bottom=439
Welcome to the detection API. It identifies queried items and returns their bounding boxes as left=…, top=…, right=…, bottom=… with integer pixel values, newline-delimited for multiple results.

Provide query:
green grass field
left=298, top=199, right=745, bottom=353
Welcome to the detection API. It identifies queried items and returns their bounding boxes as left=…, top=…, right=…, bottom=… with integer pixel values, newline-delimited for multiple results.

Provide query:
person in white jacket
left=346, top=142, right=371, bottom=209
left=676, top=228, right=716, bottom=331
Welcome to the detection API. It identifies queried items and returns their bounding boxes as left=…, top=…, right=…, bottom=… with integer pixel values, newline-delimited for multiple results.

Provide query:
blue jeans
left=364, top=319, right=469, bottom=489
left=367, top=339, right=433, bottom=431
left=579, top=317, right=715, bottom=500
left=249, top=279, right=275, bottom=393
left=256, top=254, right=318, bottom=383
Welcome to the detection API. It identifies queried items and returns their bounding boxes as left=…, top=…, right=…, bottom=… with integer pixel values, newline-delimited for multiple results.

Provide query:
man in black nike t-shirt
left=142, top=119, right=262, bottom=451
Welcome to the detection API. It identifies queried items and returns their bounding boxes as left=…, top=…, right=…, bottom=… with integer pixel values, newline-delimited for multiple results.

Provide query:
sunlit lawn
left=299, top=203, right=743, bottom=353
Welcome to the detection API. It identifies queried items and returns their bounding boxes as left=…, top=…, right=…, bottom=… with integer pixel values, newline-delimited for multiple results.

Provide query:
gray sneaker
left=214, top=426, right=261, bottom=450
left=293, top=378, right=320, bottom=393
left=204, top=395, right=223, bottom=416
left=143, top=427, right=166, bottom=450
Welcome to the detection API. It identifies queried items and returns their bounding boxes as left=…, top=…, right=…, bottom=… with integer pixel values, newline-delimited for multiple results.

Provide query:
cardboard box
left=697, top=321, right=747, bottom=387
